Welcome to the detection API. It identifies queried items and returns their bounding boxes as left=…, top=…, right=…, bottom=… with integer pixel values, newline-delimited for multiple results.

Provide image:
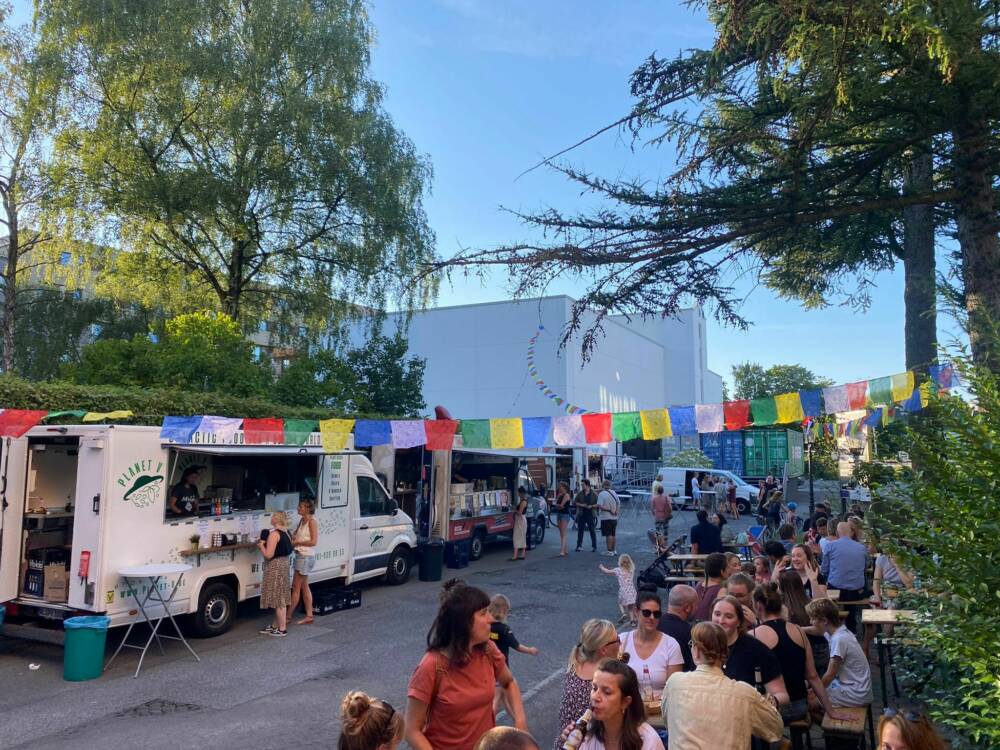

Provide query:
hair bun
left=341, top=690, right=372, bottom=725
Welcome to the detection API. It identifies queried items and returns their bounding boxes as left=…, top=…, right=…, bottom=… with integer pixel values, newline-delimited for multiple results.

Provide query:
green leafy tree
left=67, top=312, right=270, bottom=397
left=442, top=1, right=999, bottom=373
left=41, top=0, right=436, bottom=325
left=732, top=362, right=833, bottom=400
left=665, top=448, right=712, bottom=469
left=871, top=343, right=1000, bottom=748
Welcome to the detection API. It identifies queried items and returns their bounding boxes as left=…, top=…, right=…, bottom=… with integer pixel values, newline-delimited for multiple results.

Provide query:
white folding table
left=105, top=563, right=201, bottom=677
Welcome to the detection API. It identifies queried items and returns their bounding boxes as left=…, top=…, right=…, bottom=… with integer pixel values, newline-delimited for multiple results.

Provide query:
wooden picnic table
left=827, top=589, right=840, bottom=601
left=862, top=608, right=918, bottom=706
left=668, top=554, right=708, bottom=561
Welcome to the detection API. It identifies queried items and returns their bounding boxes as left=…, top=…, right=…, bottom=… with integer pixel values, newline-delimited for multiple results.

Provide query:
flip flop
left=295, top=617, right=314, bottom=625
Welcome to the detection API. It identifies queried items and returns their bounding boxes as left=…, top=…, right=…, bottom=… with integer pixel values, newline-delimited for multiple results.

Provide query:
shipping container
left=699, top=431, right=745, bottom=476
left=742, top=428, right=805, bottom=479
left=660, top=435, right=700, bottom=461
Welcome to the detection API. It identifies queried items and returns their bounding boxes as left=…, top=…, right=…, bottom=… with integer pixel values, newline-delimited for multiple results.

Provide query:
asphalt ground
left=0, top=505, right=756, bottom=749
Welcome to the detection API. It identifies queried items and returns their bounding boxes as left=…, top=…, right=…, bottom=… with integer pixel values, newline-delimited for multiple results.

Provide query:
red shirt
left=407, top=641, right=506, bottom=750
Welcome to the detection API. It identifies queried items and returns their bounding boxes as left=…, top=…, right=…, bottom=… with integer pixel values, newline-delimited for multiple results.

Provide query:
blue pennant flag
left=354, top=420, right=392, bottom=447
left=160, top=416, right=202, bottom=443
left=799, top=389, right=823, bottom=418
left=668, top=406, right=697, bottom=436
left=521, top=417, right=552, bottom=448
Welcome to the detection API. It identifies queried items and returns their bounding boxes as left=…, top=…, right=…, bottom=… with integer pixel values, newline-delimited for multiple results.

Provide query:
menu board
left=323, top=455, right=348, bottom=508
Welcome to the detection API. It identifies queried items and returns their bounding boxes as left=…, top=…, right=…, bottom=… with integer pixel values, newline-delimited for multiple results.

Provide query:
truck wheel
left=533, top=515, right=546, bottom=546
left=736, top=498, right=752, bottom=515
left=193, top=581, right=236, bottom=638
left=385, top=546, right=411, bottom=585
left=469, top=531, right=486, bottom=561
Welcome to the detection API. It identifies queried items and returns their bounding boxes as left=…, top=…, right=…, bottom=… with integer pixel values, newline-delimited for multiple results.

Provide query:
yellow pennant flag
left=891, top=372, right=915, bottom=402
left=490, top=418, right=524, bottom=449
left=774, top=393, right=804, bottom=424
left=82, top=410, right=134, bottom=422
left=640, top=409, right=672, bottom=440
left=319, top=418, right=355, bottom=452
left=919, top=381, right=935, bottom=407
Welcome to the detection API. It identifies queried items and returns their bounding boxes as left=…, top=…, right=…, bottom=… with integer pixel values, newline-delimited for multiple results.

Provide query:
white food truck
left=0, top=424, right=416, bottom=639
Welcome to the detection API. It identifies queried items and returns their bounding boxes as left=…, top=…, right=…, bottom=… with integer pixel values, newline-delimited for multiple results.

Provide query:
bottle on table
left=642, top=666, right=654, bottom=701
left=562, top=708, right=592, bottom=750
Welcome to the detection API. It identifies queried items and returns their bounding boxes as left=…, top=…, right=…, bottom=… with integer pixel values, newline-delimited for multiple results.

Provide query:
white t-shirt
left=597, top=490, right=619, bottom=521
left=620, top=630, right=684, bottom=693
left=579, top=722, right=664, bottom=750
left=827, top=625, right=873, bottom=706
left=690, top=477, right=701, bottom=500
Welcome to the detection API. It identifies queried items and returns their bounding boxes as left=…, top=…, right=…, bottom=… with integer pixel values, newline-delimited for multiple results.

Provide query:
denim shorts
left=293, top=554, right=315, bottom=575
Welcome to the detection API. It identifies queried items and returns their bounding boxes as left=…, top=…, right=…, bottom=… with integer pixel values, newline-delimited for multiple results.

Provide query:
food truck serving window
left=164, top=447, right=320, bottom=521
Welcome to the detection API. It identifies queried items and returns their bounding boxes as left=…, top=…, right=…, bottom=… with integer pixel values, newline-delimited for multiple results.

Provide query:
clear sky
left=365, top=0, right=952, bottom=390
left=9, top=0, right=952, bottom=391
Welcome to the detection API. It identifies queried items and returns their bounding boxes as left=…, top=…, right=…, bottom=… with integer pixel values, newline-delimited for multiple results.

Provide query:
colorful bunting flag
left=521, top=417, right=551, bottom=448
left=846, top=381, right=868, bottom=410
left=868, top=377, right=893, bottom=406
left=581, top=413, right=612, bottom=444
left=199, top=415, right=242, bottom=442
left=774, top=393, right=804, bottom=424
left=750, top=398, right=778, bottom=426
left=391, top=420, right=427, bottom=449
left=424, top=419, right=459, bottom=450
left=526, top=325, right=590, bottom=415
left=553, top=416, right=585, bottom=446
left=243, top=418, right=284, bottom=444
left=798, top=390, right=822, bottom=418
left=694, top=404, right=724, bottom=433
left=319, top=418, right=355, bottom=452
left=490, top=418, right=524, bottom=449
left=42, top=410, right=86, bottom=420
left=611, top=412, right=642, bottom=442
left=81, top=410, right=134, bottom=422
left=723, top=400, right=751, bottom=431
left=669, top=406, right=697, bottom=436
left=354, top=420, right=392, bottom=447
left=640, top=409, right=671, bottom=440
left=929, top=363, right=957, bottom=389
left=891, top=372, right=915, bottom=402
left=0, top=409, right=48, bottom=438
left=460, top=419, right=491, bottom=449
left=863, top=408, right=883, bottom=428
left=160, top=415, right=202, bottom=443
left=822, top=385, right=850, bottom=413
left=283, top=419, right=317, bottom=446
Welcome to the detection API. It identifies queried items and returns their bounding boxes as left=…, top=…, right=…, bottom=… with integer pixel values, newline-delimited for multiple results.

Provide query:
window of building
left=258, top=320, right=269, bottom=333
left=59, top=252, right=71, bottom=266
left=253, top=346, right=264, bottom=360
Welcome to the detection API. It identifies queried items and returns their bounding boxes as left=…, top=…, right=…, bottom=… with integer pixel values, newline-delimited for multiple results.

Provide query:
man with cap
left=169, top=465, right=204, bottom=517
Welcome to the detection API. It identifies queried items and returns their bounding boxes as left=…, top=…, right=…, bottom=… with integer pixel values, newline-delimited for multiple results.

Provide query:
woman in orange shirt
left=406, top=580, right=528, bottom=750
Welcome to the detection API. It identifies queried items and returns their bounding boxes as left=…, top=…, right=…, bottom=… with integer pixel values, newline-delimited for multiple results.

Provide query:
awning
left=165, top=445, right=360, bottom=457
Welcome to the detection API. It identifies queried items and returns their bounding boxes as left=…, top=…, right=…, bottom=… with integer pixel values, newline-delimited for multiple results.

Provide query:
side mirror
left=391, top=499, right=399, bottom=516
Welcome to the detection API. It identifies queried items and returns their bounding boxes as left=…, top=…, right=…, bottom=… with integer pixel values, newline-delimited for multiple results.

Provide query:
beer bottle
left=562, top=708, right=592, bottom=750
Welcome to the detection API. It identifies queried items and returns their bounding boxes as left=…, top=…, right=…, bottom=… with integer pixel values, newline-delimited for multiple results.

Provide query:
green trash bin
left=63, top=615, right=110, bottom=681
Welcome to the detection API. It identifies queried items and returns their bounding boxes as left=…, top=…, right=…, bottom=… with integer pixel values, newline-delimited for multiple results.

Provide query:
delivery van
left=0, top=424, right=416, bottom=638
left=651, top=467, right=756, bottom=514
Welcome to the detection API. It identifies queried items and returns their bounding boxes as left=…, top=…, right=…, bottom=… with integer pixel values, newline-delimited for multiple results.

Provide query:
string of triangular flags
left=0, top=409, right=136, bottom=438
left=152, top=363, right=957, bottom=451
left=527, top=325, right=589, bottom=415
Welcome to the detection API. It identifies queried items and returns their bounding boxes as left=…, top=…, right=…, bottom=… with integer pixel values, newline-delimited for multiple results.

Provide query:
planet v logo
left=369, top=530, right=384, bottom=548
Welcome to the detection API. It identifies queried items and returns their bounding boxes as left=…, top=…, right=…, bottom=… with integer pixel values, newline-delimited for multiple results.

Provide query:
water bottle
left=562, top=709, right=592, bottom=750
left=642, top=665, right=654, bottom=701
left=754, top=666, right=766, bottom=695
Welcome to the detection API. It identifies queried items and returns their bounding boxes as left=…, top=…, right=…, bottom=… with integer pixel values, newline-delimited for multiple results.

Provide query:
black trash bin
left=417, top=539, right=444, bottom=582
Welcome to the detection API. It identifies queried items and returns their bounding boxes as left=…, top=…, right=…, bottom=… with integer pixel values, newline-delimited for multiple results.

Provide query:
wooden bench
left=822, top=705, right=875, bottom=748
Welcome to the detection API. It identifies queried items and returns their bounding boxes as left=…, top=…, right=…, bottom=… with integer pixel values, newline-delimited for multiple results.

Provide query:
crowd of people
left=326, top=489, right=946, bottom=750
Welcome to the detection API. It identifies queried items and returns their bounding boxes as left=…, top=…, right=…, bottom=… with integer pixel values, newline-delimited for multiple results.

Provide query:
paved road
left=0, top=504, right=752, bottom=749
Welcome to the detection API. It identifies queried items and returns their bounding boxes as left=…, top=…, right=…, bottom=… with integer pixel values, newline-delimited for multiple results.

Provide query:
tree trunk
left=2, top=208, right=17, bottom=375
left=901, top=148, right=936, bottom=375
left=954, top=123, right=1000, bottom=373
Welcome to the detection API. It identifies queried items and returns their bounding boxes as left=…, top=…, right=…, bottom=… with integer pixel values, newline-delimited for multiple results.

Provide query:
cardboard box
left=43, top=563, right=69, bottom=603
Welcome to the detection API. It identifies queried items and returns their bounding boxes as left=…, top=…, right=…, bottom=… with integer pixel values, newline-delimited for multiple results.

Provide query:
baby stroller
left=636, top=534, right=687, bottom=591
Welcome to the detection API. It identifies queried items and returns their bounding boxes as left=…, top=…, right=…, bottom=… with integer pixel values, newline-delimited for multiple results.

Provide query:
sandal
left=295, top=617, right=314, bottom=625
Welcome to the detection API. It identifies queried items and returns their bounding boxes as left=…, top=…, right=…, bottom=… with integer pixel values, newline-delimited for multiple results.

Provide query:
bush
left=664, top=448, right=712, bottom=468
left=870, top=350, right=1000, bottom=749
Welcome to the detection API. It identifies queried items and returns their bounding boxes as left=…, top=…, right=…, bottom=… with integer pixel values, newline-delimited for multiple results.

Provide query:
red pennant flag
left=243, top=418, right=284, bottom=445
left=723, top=400, right=751, bottom=430
left=581, top=413, right=612, bottom=443
left=424, top=420, right=458, bottom=451
left=0, top=409, right=48, bottom=437
left=846, top=381, right=868, bottom=410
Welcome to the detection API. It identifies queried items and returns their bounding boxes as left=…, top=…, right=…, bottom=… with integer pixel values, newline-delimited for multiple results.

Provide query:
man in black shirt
left=574, top=479, right=598, bottom=552
left=659, top=584, right=698, bottom=671
left=168, top=466, right=204, bottom=517
left=689, top=509, right=722, bottom=554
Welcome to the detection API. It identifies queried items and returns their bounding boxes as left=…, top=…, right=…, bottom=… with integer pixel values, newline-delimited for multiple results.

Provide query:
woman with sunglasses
left=878, top=708, right=947, bottom=750
left=406, top=579, right=527, bottom=750
left=711, top=596, right=790, bottom=709
left=554, top=619, right=621, bottom=750
left=339, top=690, right=405, bottom=750
left=619, top=591, right=684, bottom=702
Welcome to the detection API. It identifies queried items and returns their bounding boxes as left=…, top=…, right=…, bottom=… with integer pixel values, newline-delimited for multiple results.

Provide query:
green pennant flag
left=460, top=419, right=491, bottom=448
left=612, top=412, right=642, bottom=442
left=42, top=410, right=86, bottom=420
left=868, top=376, right=892, bottom=406
left=750, top=397, right=778, bottom=426
left=283, top=419, right=317, bottom=446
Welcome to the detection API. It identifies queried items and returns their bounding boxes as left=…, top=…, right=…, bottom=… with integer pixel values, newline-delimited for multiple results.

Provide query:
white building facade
left=355, top=295, right=722, bottom=420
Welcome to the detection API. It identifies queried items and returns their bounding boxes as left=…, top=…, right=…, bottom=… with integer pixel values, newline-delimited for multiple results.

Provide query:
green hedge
left=0, top=375, right=403, bottom=424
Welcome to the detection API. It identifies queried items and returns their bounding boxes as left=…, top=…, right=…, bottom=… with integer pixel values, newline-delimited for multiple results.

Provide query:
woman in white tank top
left=288, top=499, right=319, bottom=625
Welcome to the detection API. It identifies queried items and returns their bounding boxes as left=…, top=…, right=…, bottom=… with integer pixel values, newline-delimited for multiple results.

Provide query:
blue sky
left=364, top=0, right=944, bottom=388
left=9, top=0, right=949, bottom=390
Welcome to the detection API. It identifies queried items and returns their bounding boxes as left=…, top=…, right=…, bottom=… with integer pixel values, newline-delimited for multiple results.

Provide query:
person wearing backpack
left=596, top=480, right=620, bottom=557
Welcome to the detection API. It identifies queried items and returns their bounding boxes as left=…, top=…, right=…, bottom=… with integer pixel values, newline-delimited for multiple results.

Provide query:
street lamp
left=804, top=428, right=816, bottom=519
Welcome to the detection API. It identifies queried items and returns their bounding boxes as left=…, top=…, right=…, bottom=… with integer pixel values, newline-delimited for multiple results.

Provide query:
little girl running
left=599, top=554, right=637, bottom=627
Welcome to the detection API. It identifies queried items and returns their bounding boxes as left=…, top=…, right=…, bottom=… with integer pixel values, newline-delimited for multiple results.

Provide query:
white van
left=651, top=467, right=756, bottom=514
left=0, top=424, right=416, bottom=638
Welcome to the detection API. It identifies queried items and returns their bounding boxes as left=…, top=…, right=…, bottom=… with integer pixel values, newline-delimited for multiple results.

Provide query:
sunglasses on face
left=604, top=637, right=621, bottom=648
left=882, top=707, right=922, bottom=722
left=640, top=608, right=662, bottom=619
